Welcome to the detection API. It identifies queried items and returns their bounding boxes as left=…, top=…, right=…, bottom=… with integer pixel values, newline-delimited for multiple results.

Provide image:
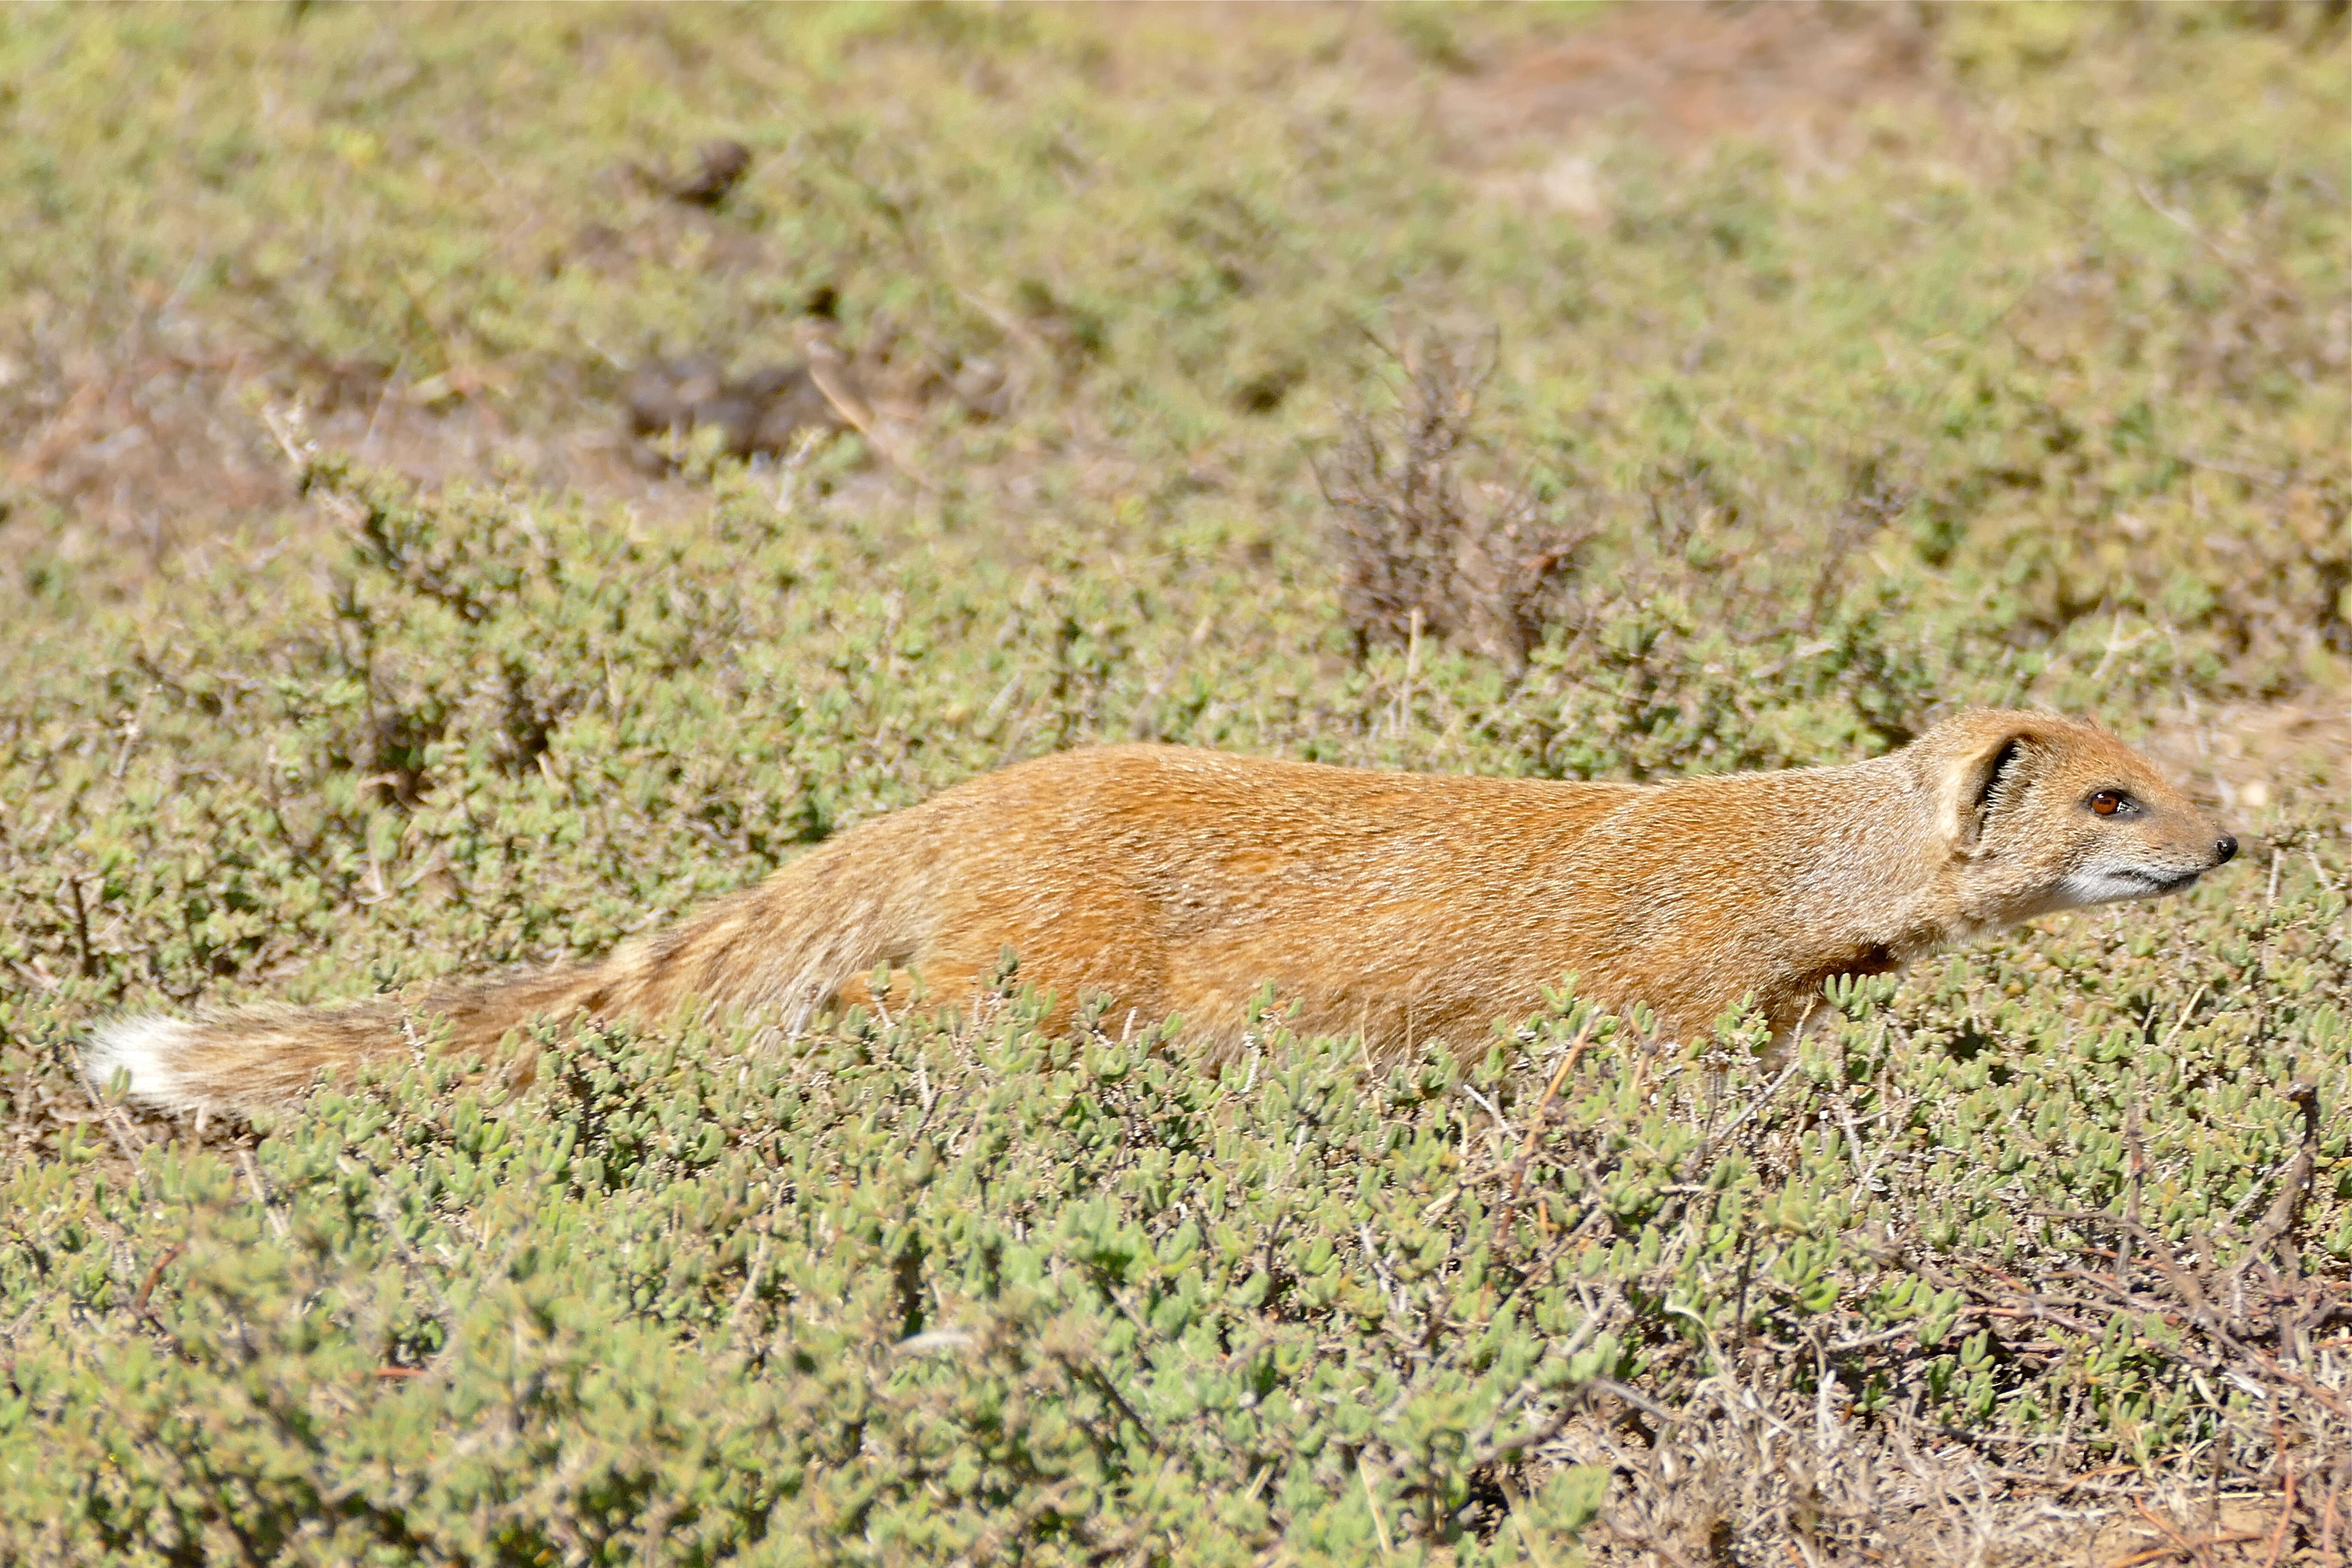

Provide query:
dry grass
left=1320, top=332, right=1595, bottom=672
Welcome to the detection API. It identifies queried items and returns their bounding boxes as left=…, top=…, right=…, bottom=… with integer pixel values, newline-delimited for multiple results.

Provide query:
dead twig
left=2257, top=1464, right=2295, bottom=1568
left=2238, top=1081, right=2320, bottom=1274
left=133, top=1242, right=184, bottom=1328
left=2096, top=1532, right=2266, bottom=1568
left=796, top=322, right=937, bottom=495
left=1506, top=1017, right=1595, bottom=1204
left=2130, top=1498, right=2245, bottom=1568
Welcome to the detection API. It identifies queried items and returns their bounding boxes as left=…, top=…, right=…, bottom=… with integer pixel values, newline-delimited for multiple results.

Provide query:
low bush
left=0, top=4, right=2344, bottom=1562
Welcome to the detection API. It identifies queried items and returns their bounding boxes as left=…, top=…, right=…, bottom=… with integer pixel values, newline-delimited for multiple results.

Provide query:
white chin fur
left=2058, top=870, right=2190, bottom=908
left=80, top=1016, right=199, bottom=1111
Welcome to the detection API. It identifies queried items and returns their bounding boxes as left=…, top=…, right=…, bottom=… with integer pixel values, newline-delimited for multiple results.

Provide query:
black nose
left=2215, top=836, right=2238, bottom=864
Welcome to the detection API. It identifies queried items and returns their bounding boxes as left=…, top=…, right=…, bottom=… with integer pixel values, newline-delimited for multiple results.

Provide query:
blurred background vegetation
left=0, top=3, right=2345, bottom=1562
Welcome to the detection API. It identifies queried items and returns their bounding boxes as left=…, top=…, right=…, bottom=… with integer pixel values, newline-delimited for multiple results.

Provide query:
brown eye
left=2090, top=790, right=2124, bottom=816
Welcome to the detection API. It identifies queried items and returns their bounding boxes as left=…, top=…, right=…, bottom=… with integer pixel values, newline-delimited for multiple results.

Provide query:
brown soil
left=2075, top=1489, right=2329, bottom=1568
left=2144, top=700, right=2351, bottom=822
left=0, top=3, right=1977, bottom=568
left=1443, top=1, right=1952, bottom=162
left=0, top=310, right=694, bottom=579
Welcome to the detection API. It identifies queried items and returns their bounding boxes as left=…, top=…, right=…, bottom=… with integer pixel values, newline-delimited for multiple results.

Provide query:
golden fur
left=84, top=708, right=2235, bottom=1115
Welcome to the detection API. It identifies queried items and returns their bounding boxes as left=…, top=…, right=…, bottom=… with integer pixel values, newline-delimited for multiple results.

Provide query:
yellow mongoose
left=85, top=708, right=2234, bottom=1115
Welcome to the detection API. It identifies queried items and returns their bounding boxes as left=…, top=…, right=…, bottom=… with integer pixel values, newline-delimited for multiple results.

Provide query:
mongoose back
left=86, top=708, right=2236, bottom=1115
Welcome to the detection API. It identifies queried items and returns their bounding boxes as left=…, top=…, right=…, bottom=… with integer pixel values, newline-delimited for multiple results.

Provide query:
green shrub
left=0, top=4, right=2343, bottom=1562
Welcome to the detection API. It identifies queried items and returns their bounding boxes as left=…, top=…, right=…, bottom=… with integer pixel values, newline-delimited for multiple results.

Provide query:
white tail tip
left=80, top=1015, right=201, bottom=1113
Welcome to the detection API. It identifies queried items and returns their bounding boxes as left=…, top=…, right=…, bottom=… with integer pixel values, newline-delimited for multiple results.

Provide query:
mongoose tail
left=79, top=966, right=610, bottom=1113
left=83, top=821, right=941, bottom=1117
left=84, top=708, right=2236, bottom=1116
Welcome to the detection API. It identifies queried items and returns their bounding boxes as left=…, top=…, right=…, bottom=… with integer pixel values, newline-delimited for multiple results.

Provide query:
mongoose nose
left=2215, top=836, right=2237, bottom=864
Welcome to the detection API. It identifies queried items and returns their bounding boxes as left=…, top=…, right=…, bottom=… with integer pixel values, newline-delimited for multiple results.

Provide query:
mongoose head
left=1915, top=708, right=2237, bottom=928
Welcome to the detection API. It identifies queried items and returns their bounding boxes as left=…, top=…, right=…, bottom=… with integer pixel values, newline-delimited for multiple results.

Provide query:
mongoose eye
left=2088, top=790, right=2133, bottom=817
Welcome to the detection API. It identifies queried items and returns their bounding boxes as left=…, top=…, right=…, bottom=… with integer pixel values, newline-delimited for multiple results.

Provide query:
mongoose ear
left=1939, top=730, right=2032, bottom=852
